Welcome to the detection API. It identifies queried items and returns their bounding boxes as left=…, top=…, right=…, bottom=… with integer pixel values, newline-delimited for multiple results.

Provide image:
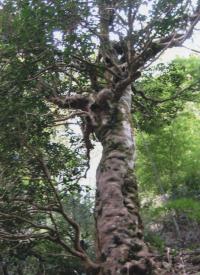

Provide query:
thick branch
left=36, top=76, right=91, bottom=110
left=48, top=95, right=90, bottom=110
left=0, top=230, right=47, bottom=241
left=38, top=157, right=83, bottom=252
left=181, top=45, right=200, bottom=54
left=0, top=211, right=55, bottom=233
left=132, top=81, right=200, bottom=105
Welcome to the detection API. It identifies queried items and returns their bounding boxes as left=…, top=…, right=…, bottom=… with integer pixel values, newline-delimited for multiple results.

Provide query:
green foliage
left=136, top=105, right=200, bottom=196
left=0, top=0, right=200, bottom=271
left=144, top=232, right=165, bottom=253
left=0, top=193, right=95, bottom=274
left=135, top=58, right=200, bottom=250
left=151, top=0, right=190, bottom=35
left=0, top=2, right=96, bottom=272
left=133, top=57, right=200, bottom=131
left=135, top=58, right=200, bottom=199
left=166, top=198, right=200, bottom=221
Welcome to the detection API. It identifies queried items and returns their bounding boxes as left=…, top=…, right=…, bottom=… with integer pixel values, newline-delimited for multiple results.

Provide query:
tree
left=137, top=108, right=200, bottom=196
left=135, top=57, right=200, bottom=195
left=134, top=58, right=200, bottom=250
left=0, top=193, right=95, bottom=275
left=0, top=0, right=200, bottom=274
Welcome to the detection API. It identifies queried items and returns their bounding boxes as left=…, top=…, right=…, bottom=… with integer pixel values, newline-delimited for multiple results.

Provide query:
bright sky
left=160, top=24, right=200, bottom=62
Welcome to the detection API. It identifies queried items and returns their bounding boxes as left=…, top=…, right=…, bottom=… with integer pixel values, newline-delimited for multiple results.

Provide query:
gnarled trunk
left=94, top=86, right=154, bottom=275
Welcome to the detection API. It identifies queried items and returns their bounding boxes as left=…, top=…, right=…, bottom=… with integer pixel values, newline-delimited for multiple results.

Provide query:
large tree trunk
left=94, top=86, right=154, bottom=275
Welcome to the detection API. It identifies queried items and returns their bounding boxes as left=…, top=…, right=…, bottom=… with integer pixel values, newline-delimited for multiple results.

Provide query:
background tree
left=136, top=107, right=200, bottom=249
left=135, top=57, right=200, bottom=251
left=135, top=57, right=200, bottom=195
left=1, top=0, right=200, bottom=274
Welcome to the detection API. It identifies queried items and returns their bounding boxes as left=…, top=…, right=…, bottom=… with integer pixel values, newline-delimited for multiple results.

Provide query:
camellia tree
left=1, top=0, right=200, bottom=274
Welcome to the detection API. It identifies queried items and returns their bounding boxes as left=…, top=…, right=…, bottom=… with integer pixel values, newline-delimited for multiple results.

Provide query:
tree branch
left=181, top=45, right=200, bottom=54
left=133, top=81, right=200, bottom=105
left=48, top=95, right=90, bottom=110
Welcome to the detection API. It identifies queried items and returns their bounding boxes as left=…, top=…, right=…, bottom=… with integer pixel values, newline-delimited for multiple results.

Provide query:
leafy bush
left=166, top=198, right=200, bottom=221
left=144, top=232, right=165, bottom=253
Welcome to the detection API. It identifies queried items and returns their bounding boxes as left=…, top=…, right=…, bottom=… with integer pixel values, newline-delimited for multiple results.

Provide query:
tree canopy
left=1, top=0, right=200, bottom=274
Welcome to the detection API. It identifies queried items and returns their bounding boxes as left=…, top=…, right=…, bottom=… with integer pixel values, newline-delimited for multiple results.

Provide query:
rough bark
left=94, top=86, right=154, bottom=275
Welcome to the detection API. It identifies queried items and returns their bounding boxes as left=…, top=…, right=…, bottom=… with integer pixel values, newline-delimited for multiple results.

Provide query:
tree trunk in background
left=94, top=86, right=154, bottom=275
left=0, top=263, right=9, bottom=275
left=17, top=265, right=23, bottom=275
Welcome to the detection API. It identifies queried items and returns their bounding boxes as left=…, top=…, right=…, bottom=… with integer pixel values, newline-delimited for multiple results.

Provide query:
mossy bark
left=94, top=86, right=155, bottom=275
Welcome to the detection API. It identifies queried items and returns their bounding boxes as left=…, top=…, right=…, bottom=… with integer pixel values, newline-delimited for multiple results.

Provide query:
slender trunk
left=94, top=86, right=154, bottom=274
left=36, top=261, right=45, bottom=275
left=17, top=265, right=23, bottom=275
left=0, top=263, right=9, bottom=275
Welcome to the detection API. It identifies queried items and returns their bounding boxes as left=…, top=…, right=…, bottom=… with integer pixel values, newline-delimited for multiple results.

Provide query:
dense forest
left=1, top=0, right=200, bottom=274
